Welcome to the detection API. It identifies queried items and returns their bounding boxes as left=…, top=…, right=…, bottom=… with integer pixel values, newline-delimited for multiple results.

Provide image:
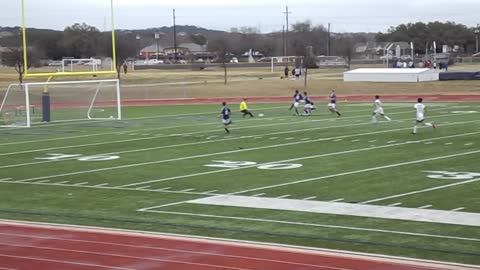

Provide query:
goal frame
left=0, top=79, right=122, bottom=128
left=20, top=0, right=118, bottom=78
left=62, top=58, right=100, bottom=73
left=271, top=56, right=304, bottom=73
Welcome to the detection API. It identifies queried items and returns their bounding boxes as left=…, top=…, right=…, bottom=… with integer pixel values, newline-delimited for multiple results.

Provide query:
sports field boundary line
left=119, top=129, right=480, bottom=188
left=229, top=149, right=480, bottom=196
left=0, top=105, right=414, bottom=154
left=14, top=119, right=480, bottom=184
left=139, top=208, right=480, bottom=243
left=2, top=108, right=464, bottom=169
left=0, top=219, right=478, bottom=270
left=360, top=177, right=480, bottom=204
left=0, top=104, right=289, bottom=133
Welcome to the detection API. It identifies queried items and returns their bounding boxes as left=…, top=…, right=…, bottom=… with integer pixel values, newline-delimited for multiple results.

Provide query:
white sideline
left=0, top=105, right=415, bottom=156
left=13, top=121, right=480, bottom=184
left=118, top=130, right=480, bottom=188
left=0, top=220, right=478, bottom=270
left=0, top=112, right=425, bottom=169
left=140, top=209, right=480, bottom=244
left=360, top=178, right=480, bottom=204
left=0, top=105, right=397, bottom=147
left=229, top=149, right=480, bottom=196
left=186, top=195, right=480, bottom=226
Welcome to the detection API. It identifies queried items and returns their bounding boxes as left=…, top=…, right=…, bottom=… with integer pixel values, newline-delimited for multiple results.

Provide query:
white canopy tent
left=344, top=68, right=440, bottom=83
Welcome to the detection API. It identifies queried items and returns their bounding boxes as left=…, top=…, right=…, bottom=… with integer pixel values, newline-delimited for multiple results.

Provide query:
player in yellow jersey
left=240, top=98, right=254, bottom=118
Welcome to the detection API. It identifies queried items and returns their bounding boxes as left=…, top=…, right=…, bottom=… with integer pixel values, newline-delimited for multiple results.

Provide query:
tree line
left=2, top=20, right=477, bottom=75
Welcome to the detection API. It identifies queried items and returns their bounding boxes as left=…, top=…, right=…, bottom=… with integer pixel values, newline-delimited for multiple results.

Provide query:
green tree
left=63, top=23, right=101, bottom=58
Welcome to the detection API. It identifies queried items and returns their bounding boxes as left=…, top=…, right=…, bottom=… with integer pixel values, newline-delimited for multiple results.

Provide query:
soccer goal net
left=271, top=56, right=304, bottom=73
left=0, top=79, right=121, bottom=128
left=61, top=58, right=101, bottom=73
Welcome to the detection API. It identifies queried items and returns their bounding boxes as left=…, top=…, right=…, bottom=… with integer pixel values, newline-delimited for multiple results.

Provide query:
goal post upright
left=9, top=0, right=122, bottom=128
left=21, top=0, right=118, bottom=78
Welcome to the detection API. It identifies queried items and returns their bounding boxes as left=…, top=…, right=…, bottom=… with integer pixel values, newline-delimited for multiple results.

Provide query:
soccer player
left=288, top=89, right=303, bottom=116
left=302, top=91, right=315, bottom=116
left=239, top=98, right=254, bottom=118
left=220, top=101, right=232, bottom=134
left=371, top=95, right=392, bottom=123
left=412, top=98, right=436, bottom=134
left=327, top=90, right=341, bottom=116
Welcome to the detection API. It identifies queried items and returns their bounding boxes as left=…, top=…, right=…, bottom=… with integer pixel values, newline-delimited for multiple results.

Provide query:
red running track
left=0, top=221, right=477, bottom=270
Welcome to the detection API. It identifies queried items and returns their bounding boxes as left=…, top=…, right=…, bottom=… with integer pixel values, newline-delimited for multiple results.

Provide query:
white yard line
left=330, top=198, right=345, bottom=202
left=230, top=150, right=480, bottom=196
left=277, top=195, right=291, bottom=199
left=0, top=105, right=398, bottom=148
left=94, top=183, right=109, bottom=187
left=118, top=130, right=480, bottom=188
left=418, top=205, right=433, bottom=209
left=139, top=209, right=480, bottom=243
left=188, top=195, right=480, bottom=226
left=252, top=193, right=265, bottom=197
left=303, top=196, right=317, bottom=200
left=451, top=207, right=465, bottom=212
left=0, top=178, right=12, bottom=181
left=74, top=182, right=88, bottom=186
left=361, top=178, right=480, bottom=204
left=0, top=107, right=424, bottom=161
left=55, top=181, right=69, bottom=184
left=388, top=203, right=402, bottom=207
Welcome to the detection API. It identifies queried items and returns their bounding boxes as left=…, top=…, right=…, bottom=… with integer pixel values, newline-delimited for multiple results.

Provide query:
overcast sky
left=1, top=0, right=479, bottom=33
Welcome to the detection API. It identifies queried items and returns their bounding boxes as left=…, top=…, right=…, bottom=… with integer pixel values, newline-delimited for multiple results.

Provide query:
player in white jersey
left=412, top=98, right=436, bottom=134
left=327, top=90, right=341, bottom=116
left=371, top=95, right=392, bottom=123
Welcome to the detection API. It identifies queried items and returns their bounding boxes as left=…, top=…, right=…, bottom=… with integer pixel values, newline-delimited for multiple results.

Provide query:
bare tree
left=3, top=34, right=40, bottom=84
left=208, top=37, right=231, bottom=85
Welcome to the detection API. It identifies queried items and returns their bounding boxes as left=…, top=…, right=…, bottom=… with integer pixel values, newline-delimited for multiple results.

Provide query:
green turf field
left=0, top=102, right=479, bottom=265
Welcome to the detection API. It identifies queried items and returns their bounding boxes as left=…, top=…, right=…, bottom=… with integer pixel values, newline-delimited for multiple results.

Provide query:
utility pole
left=283, top=6, right=291, bottom=56
left=282, top=25, right=286, bottom=56
left=327, top=23, right=331, bottom=56
left=173, top=8, right=177, bottom=63
left=475, top=23, right=479, bottom=54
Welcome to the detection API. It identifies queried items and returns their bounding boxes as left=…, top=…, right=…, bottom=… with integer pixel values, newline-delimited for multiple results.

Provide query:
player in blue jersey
left=327, top=90, right=341, bottom=116
left=220, top=101, right=232, bottom=134
left=288, top=89, right=303, bottom=116
left=302, top=91, right=315, bottom=116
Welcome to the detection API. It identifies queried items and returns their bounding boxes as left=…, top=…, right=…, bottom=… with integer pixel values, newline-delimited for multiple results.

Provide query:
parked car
left=230, top=57, right=239, bottom=63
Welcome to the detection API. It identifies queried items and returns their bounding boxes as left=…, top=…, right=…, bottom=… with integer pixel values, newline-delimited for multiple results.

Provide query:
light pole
left=155, top=32, right=160, bottom=61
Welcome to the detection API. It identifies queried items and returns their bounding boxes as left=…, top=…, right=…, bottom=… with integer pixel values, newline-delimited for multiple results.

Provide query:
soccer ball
left=258, top=113, right=264, bottom=117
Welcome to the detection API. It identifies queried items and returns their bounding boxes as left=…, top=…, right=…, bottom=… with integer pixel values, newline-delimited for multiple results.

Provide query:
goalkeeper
left=240, top=98, right=254, bottom=118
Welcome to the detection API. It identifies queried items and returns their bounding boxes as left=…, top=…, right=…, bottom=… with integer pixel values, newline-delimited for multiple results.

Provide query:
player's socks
left=249, top=112, right=254, bottom=117
left=336, top=111, right=341, bottom=117
left=371, top=116, right=377, bottom=123
left=412, top=125, right=418, bottom=134
left=425, top=123, right=432, bottom=127
left=289, top=104, right=294, bottom=110
left=225, top=128, right=230, bottom=134
left=384, top=116, right=392, bottom=121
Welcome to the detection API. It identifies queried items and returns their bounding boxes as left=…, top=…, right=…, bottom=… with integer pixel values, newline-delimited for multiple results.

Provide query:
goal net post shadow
left=0, top=80, right=121, bottom=128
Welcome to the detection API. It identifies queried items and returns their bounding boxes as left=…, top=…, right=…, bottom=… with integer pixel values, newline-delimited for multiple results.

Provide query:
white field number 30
left=424, top=171, right=480, bottom=180
left=205, top=160, right=303, bottom=170
left=35, top=153, right=119, bottom=162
